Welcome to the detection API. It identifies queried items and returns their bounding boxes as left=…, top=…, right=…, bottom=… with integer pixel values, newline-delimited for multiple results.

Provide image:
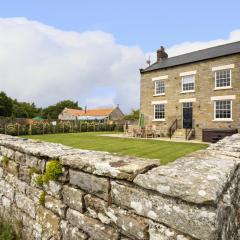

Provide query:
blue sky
left=0, top=1, right=239, bottom=112
left=1, top=0, right=240, bottom=51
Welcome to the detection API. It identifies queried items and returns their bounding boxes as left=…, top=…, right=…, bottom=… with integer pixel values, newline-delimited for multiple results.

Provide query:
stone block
left=62, top=185, right=84, bottom=212
left=36, top=206, right=61, bottom=239
left=25, top=185, right=42, bottom=204
left=61, top=152, right=159, bottom=181
left=45, top=195, right=67, bottom=217
left=4, top=160, right=19, bottom=176
left=61, top=220, right=88, bottom=240
left=5, top=173, right=27, bottom=194
left=15, top=192, right=36, bottom=218
left=85, top=194, right=149, bottom=239
left=19, top=165, right=31, bottom=184
left=43, top=180, right=62, bottom=199
left=149, top=222, right=192, bottom=240
left=25, top=154, right=46, bottom=173
left=111, top=181, right=216, bottom=240
left=14, top=151, right=26, bottom=164
left=0, top=147, right=15, bottom=159
left=0, top=179, right=15, bottom=200
left=66, top=208, right=119, bottom=240
left=69, top=169, right=109, bottom=200
left=2, top=196, right=11, bottom=208
left=134, top=155, right=238, bottom=204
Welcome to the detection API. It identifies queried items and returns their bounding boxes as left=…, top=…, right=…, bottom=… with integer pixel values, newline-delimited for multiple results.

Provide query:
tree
left=124, top=109, right=140, bottom=120
left=42, top=100, right=81, bottom=119
left=0, top=91, right=13, bottom=117
left=12, top=100, right=40, bottom=118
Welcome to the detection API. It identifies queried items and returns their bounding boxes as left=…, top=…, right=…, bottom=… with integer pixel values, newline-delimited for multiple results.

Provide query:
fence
left=0, top=121, right=124, bottom=136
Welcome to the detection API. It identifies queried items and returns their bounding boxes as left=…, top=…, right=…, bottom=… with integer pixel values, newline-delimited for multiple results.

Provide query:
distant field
left=25, top=132, right=208, bottom=164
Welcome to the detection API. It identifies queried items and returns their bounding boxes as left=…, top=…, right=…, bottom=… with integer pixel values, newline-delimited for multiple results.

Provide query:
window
left=155, top=80, right=165, bottom=95
left=154, top=104, right=165, bottom=120
left=214, top=100, right=232, bottom=120
left=215, top=69, right=231, bottom=89
left=182, top=75, right=195, bottom=92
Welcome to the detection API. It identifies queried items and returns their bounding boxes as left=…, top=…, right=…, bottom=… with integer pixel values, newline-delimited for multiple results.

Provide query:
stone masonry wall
left=140, top=54, right=240, bottom=139
left=0, top=134, right=240, bottom=239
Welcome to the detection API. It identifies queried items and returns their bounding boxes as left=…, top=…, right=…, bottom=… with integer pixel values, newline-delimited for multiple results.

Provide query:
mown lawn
left=25, top=132, right=208, bottom=164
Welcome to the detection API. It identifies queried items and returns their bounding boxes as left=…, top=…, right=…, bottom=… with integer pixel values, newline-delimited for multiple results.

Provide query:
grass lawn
left=25, top=132, right=208, bottom=164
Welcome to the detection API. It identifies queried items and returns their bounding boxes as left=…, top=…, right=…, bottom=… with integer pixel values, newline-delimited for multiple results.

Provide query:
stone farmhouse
left=58, top=106, right=124, bottom=122
left=140, top=41, right=240, bottom=142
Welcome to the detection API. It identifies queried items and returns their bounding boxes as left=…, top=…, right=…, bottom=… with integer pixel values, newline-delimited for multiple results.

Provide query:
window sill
left=152, top=119, right=166, bottom=122
left=214, top=87, right=232, bottom=91
left=212, top=119, right=233, bottom=122
left=181, top=90, right=195, bottom=94
left=153, top=93, right=165, bottom=97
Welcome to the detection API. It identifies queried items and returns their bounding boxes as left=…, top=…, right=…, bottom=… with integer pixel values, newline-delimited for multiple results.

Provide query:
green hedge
left=0, top=121, right=123, bottom=136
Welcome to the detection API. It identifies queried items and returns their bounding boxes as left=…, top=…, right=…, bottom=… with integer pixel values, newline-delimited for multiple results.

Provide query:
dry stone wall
left=0, top=134, right=239, bottom=239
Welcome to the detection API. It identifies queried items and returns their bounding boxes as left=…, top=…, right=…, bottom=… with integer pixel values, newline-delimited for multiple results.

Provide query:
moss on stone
left=35, top=175, right=44, bottom=186
left=44, top=160, right=62, bottom=184
left=35, top=160, right=62, bottom=186
left=29, top=167, right=39, bottom=176
left=39, top=191, right=46, bottom=206
left=2, top=156, right=9, bottom=166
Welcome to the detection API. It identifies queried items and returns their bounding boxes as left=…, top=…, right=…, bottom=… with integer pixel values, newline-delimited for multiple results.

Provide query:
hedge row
left=0, top=122, right=123, bottom=136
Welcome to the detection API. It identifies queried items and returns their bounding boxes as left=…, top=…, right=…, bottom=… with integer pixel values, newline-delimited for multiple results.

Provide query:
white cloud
left=0, top=18, right=239, bottom=113
left=0, top=17, right=146, bottom=113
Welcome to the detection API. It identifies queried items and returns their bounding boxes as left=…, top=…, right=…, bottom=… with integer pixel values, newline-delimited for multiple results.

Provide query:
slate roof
left=142, top=41, right=240, bottom=73
left=64, top=108, right=115, bottom=117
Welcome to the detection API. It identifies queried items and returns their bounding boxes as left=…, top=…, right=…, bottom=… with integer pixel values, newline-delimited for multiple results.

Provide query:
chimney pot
left=157, top=46, right=168, bottom=62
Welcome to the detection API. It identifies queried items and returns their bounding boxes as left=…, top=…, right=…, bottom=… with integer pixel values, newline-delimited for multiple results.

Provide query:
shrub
left=29, top=167, right=39, bottom=176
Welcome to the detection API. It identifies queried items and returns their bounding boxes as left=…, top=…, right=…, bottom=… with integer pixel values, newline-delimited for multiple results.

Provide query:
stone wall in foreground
left=0, top=134, right=240, bottom=240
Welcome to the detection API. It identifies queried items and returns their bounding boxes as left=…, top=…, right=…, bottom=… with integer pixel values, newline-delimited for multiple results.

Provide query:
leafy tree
left=42, top=100, right=81, bottom=119
left=124, top=109, right=140, bottom=120
left=12, top=100, right=40, bottom=118
left=0, top=91, right=13, bottom=117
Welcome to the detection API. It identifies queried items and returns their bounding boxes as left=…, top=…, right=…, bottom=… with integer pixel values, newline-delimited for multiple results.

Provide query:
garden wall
left=0, top=134, right=239, bottom=239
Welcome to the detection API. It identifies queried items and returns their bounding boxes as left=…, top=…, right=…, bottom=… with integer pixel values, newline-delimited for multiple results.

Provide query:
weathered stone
left=134, top=156, right=238, bottom=204
left=2, top=196, right=11, bottom=208
left=19, top=165, right=31, bottom=184
left=5, top=173, right=27, bottom=194
left=45, top=195, right=67, bottom=217
left=70, top=169, right=109, bottom=200
left=61, top=152, right=158, bottom=181
left=62, top=185, right=84, bottom=212
left=85, top=194, right=149, bottom=239
left=14, top=151, right=26, bottom=164
left=61, top=220, right=88, bottom=240
left=0, top=146, right=15, bottom=159
left=111, top=181, right=216, bottom=240
left=0, top=167, right=3, bottom=178
left=25, top=185, right=43, bottom=204
left=43, top=180, right=62, bottom=199
left=4, top=160, right=19, bottom=176
left=0, top=179, right=15, bottom=200
left=36, top=206, right=60, bottom=239
left=66, top=208, right=119, bottom=240
left=149, top=222, right=192, bottom=240
left=25, top=154, right=46, bottom=173
left=15, top=192, right=36, bottom=218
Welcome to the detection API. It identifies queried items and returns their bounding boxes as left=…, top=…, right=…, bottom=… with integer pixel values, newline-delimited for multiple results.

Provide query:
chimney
left=84, top=106, right=87, bottom=113
left=157, top=46, right=168, bottom=62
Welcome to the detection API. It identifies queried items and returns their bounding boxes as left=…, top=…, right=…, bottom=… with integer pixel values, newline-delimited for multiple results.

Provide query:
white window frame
left=213, top=99, right=232, bottom=122
left=153, top=104, right=165, bottom=121
left=214, top=69, right=232, bottom=90
left=154, top=80, right=165, bottom=96
left=181, top=74, right=195, bottom=93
